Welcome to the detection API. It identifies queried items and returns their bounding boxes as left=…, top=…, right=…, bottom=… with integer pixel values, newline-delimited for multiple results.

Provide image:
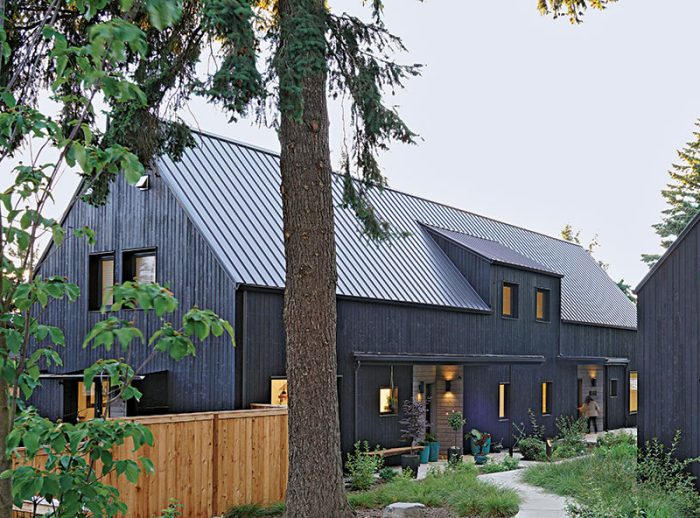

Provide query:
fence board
left=13, top=408, right=288, bottom=518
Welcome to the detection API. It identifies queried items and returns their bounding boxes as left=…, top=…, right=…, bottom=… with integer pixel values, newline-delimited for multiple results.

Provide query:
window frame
left=501, top=282, right=519, bottom=319
left=379, top=386, right=399, bottom=416
left=541, top=381, right=553, bottom=416
left=498, top=382, right=510, bottom=421
left=609, top=378, right=619, bottom=398
left=535, top=288, right=551, bottom=322
left=629, top=371, right=638, bottom=414
left=122, top=247, right=157, bottom=284
left=88, top=252, right=115, bottom=311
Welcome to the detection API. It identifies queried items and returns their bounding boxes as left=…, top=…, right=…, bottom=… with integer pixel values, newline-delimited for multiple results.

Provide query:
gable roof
left=156, top=130, right=637, bottom=329
left=635, top=210, right=700, bottom=293
left=422, top=224, right=560, bottom=276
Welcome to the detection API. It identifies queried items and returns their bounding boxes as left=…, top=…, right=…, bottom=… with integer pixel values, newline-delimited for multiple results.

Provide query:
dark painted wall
left=31, top=173, right=237, bottom=419
left=637, top=221, right=700, bottom=484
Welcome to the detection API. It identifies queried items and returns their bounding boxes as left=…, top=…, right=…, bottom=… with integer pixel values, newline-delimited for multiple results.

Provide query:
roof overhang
left=39, top=373, right=146, bottom=381
left=353, top=352, right=545, bottom=365
left=557, top=355, right=629, bottom=366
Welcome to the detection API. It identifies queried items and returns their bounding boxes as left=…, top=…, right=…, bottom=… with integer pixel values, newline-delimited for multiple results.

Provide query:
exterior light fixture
left=418, top=382, right=425, bottom=395
left=445, top=379, right=452, bottom=392
left=591, top=376, right=597, bottom=387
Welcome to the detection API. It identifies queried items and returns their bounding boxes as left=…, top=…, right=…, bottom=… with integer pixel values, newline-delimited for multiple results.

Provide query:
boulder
left=381, top=502, right=427, bottom=518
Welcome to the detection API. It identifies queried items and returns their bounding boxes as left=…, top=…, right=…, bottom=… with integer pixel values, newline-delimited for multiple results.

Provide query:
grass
left=522, top=436, right=700, bottom=517
left=348, top=464, right=519, bottom=517
left=225, top=464, right=520, bottom=518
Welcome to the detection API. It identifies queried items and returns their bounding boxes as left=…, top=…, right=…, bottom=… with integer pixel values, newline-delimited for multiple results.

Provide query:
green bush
left=517, top=437, right=546, bottom=461
left=378, top=466, right=398, bottom=482
left=480, top=456, right=520, bottom=474
left=596, top=432, right=635, bottom=450
left=345, top=441, right=383, bottom=490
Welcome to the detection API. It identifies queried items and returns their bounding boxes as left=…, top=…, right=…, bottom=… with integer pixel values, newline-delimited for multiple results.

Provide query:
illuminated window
left=498, top=383, right=510, bottom=419
left=629, top=371, right=638, bottom=414
left=270, top=378, right=288, bottom=406
left=89, top=254, right=114, bottom=310
left=123, top=249, right=156, bottom=283
left=610, top=379, right=618, bottom=398
left=77, top=380, right=110, bottom=420
left=379, top=387, right=398, bottom=415
left=536, top=289, right=550, bottom=321
left=502, top=283, right=518, bottom=318
left=541, top=381, right=552, bottom=415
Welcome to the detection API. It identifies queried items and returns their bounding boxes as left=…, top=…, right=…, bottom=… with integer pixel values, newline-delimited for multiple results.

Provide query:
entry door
left=605, top=365, right=626, bottom=430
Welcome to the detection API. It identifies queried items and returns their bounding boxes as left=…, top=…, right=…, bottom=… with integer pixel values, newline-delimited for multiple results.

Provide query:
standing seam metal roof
left=156, top=130, right=637, bottom=329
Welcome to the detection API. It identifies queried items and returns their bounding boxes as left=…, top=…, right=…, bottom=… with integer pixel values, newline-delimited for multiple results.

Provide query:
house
left=32, top=130, right=638, bottom=453
left=636, top=211, right=700, bottom=484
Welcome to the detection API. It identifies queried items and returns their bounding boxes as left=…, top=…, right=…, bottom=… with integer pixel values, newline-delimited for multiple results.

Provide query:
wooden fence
left=13, top=408, right=288, bottom=518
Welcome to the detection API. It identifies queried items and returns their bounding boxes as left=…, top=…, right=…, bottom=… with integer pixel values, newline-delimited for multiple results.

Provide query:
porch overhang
left=556, top=355, right=629, bottom=366
left=353, top=352, right=545, bottom=365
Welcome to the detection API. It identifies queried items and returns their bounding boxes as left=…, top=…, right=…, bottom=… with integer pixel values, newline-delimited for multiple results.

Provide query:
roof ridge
left=190, top=128, right=585, bottom=251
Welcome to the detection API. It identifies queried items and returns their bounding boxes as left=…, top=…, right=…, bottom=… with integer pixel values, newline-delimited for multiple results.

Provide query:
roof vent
left=135, top=174, right=150, bottom=191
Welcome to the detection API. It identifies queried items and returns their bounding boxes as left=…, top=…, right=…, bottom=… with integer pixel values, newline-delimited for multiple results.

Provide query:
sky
left=33, top=0, right=700, bottom=287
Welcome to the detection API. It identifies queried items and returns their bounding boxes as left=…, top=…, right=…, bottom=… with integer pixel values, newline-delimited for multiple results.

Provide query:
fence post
left=212, top=413, right=220, bottom=515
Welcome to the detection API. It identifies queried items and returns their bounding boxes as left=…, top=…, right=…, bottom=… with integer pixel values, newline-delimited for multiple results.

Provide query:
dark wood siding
left=638, top=221, right=700, bottom=484
left=31, top=174, right=237, bottom=416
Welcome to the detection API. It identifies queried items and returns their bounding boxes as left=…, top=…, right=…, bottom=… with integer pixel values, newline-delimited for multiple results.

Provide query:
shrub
left=378, top=466, right=398, bottom=482
left=400, top=399, right=426, bottom=453
left=552, top=414, right=588, bottom=459
left=480, top=455, right=520, bottom=474
left=517, top=437, right=546, bottom=461
left=596, top=431, right=636, bottom=450
left=345, top=441, right=383, bottom=491
left=637, top=431, right=700, bottom=495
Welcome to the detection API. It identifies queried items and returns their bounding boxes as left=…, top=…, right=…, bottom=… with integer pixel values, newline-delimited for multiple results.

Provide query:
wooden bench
left=366, top=446, right=425, bottom=458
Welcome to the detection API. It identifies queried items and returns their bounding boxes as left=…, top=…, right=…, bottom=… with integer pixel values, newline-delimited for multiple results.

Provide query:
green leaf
left=146, top=0, right=182, bottom=31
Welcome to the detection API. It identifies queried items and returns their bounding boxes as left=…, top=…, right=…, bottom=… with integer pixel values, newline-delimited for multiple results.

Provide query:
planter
left=470, top=437, right=491, bottom=456
left=447, top=446, right=462, bottom=465
left=418, top=446, right=430, bottom=464
left=428, top=441, right=440, bottom=462
left=400, top=454, right=420, bottom=478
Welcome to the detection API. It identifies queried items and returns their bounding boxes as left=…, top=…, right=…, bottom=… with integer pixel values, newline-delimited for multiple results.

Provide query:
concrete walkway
left=480, top=469, right=570, bottom=518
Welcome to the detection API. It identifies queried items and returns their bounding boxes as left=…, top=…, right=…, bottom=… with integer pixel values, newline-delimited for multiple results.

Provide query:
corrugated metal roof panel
left=156, top=130, right=637, bottom=329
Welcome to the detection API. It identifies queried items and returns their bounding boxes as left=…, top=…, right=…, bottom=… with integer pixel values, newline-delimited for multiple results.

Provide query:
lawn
left=226, top=464, right=520, bottom=518
left=522, top=434, right=700, bottom=517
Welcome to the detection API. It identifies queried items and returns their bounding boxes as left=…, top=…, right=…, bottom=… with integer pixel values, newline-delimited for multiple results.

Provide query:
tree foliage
left=538, top=0, right=617, bottom=23
left=642, top=120, right=700, bottom=267
left=0, top=2, right=234, bottom=516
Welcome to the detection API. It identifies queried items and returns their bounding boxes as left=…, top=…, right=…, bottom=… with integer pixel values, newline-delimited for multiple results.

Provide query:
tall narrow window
left=379, top=387, right=398, bottom=415
left=577, top=378, right=583, bottom=408
left=89, top=254, right=114, bottom=310
left=502, top=283, right=519, bottom=318
left=123, top=249, right=156, bottom=283
left=498, top=382, right=510, bottom=419
left=535, top=288, right=550, bottom=322
left=609, top=379, right=618, bottom=398
left=629, top=371, right=638, bottom=414
left=77, top=380, right=109, bottom=420
left=541, top=381, right=552, bottom=415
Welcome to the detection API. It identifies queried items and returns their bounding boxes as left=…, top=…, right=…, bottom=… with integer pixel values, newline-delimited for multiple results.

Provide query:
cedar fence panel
left=13, top=408, right=288, bottom=518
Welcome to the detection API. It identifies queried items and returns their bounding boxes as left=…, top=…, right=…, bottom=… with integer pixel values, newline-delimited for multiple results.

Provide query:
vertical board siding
left=638, top=222, right=700, bottom=485
left=32, top=174, right=237, bottom=416
left=13, top=410, right=288, bottom=518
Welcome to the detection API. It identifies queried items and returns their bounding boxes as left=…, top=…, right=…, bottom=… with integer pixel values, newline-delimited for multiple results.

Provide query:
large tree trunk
left=278, top=1, right=352, bottom=516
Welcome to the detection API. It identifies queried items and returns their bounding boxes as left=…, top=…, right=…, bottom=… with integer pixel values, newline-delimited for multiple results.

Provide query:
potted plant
left=447, top=410, right=466, bottom=465
left=424, top=432, right=440, bottom=462
left=399, top=399, right=426, bottom=478
left=418, top=440, right=430, bottom=464
left=469, top=429, right=492, bottom=465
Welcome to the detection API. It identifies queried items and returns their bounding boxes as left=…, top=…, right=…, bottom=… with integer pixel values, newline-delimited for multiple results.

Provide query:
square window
left=89, top=253, right=114, bottom=310
left=379, top=387, right=398, bottom=415
left=502, top=283, right=519, bottom=318
left=123, top=249, right=156, bottom=284
left=541, top=381, right=552, bottom=415
left=536, top=289, right=550, bottom=322
left=271, top=378, right=288, bottom=406
left=498, top=382, right=510, bottom=419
